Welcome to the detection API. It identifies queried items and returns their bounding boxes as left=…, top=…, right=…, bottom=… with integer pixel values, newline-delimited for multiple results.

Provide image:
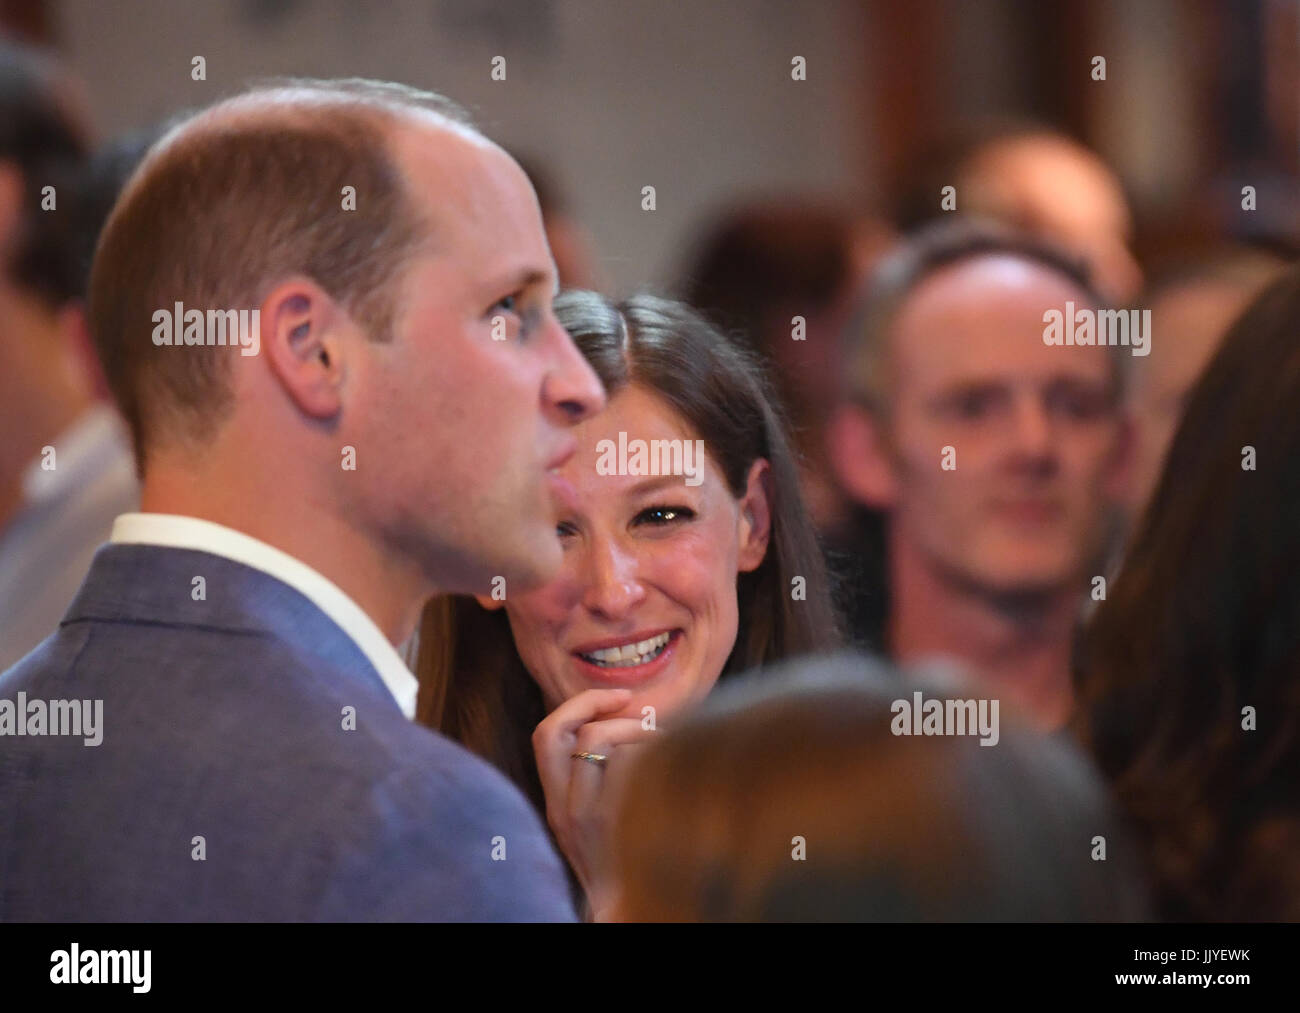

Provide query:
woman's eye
left=556, top=520, right=578, bottom=538
left=636, top=505, right=695, bottom=526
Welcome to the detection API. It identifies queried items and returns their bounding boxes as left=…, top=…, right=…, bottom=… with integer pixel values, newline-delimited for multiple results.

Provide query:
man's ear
left=736, top=458, right=773, bottom=574
left=261, top=278, right=348, bottom=420
left=826, top=403, right=899, bottom=509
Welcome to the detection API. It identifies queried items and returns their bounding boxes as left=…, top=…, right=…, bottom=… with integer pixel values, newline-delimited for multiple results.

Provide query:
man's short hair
left=0, top=38, right=92, bottom=308
left=842, top=220, right=1121, bottom=414
left=89, top=78, right=479, bottom=471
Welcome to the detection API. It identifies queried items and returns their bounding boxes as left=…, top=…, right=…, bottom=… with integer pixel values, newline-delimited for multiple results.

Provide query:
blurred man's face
left=342, top=122, right=606, bottom=596
left=875, top=256, right=1127, bottom=593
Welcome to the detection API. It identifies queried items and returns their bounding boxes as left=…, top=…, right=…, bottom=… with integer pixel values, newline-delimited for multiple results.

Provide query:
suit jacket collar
left=64, top=540, right=412, bottom=716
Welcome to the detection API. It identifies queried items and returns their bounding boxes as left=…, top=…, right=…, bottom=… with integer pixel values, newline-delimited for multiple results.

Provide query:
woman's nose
left=580, top=539, right=646, bottom=619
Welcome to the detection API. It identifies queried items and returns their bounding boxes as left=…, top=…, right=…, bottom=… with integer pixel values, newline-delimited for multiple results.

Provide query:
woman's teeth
left=580, top=631, right=672, bottom=668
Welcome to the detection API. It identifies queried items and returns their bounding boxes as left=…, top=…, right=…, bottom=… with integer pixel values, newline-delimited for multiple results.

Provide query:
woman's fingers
left=531, top=689, right=663, bottom=898
left=565, top=718, right=654, bottom=818
left=560, top=718, right=658, bottom=895
left=572, top=717, right=650, bottom=755
left=534, top=687, right=633, bottom=745
left=532, top=688, right=633, bottom=792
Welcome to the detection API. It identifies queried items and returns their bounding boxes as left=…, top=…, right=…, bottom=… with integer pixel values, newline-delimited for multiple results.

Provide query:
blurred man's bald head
left=89, top=78, right=491, bottom=469
left=956, top=133, right=1142, bottom=303
left=896, top=125, right=1143, bottom=304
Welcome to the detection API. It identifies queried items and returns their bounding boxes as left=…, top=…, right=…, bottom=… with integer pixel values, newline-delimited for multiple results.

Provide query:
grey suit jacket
left=0, top=543, right=576, bottom=922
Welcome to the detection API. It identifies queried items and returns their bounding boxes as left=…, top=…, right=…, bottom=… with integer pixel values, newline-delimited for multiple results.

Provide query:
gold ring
left=571, top=750, right=608, bottom=766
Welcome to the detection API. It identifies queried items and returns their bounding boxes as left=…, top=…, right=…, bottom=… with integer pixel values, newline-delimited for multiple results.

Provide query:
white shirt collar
left=109, top=512, right=419, bottom=720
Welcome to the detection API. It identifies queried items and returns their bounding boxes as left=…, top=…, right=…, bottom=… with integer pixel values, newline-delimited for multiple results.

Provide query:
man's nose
left=542, top=317, right=606, bottom=426
left=1009, top=396, right=1056, bottom=465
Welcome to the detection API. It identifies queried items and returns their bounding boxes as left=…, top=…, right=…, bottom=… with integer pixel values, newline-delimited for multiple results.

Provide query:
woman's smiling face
left=487, top=384, right=771, bottom=723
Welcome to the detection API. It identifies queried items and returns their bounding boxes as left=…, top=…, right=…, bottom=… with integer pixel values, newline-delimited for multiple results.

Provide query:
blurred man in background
left=827, top=224, right=1130, bottom=729
left=514, top=153, right=603, bottom=290
left=896, top=123, right=1143, bottom=305
left=0, top=39, right=137, bottom=671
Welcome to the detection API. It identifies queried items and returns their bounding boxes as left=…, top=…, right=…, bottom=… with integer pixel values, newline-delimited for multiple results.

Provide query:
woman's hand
left=532, top=687, right=654, bottom=913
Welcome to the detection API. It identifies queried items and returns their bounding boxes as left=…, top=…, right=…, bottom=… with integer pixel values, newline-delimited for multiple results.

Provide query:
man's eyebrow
left=1047, top=373, right=1113, bottom=387
left=495, top=267, right=552, bottom=294
left=935, top=380, right=1007, bottom=397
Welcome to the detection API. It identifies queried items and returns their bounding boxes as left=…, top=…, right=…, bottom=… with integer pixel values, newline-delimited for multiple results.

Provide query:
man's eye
left=940, top=388, right=1003, bottom=420
left=1051, top=388, right=1111, bottom=420
left=635, top=506, right=694, bottom=526
left=491, top=294, right=518, bottom=316
left=556, top=520, right=578, bottom=537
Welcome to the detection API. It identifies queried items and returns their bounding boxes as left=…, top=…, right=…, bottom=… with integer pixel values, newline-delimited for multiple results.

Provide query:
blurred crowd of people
left=1, top=34, right=1296, bottom=923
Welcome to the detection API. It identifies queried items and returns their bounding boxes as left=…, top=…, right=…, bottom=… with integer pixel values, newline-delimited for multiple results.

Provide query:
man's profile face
left=881, top=256, right=1126, bottom=594
left=344, top=120, right=605, bottom=596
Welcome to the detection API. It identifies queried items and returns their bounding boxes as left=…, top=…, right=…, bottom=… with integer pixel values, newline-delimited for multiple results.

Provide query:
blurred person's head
left=59, top=127, right=163, bottom=403
left=1077, top=264, right=1300, bottom=921
left=829, top=223, right=1130, bottom=603
left=608, top=651, right=1147, bottom=921
left=416, top=292, right=839, bottom=801
left=89, top=79, right=606, bottom=630
left=680, top=202, right=892, bottom=535
left=76, top=127, right=165, bottom=285
left=0, top=38, right=94, bottom=512
left=0, top=38, right=92, bottom=307
left=897, top=122, right=1142, bottom=303
left=1124, top=248, right=1289, bottom=516
left=514, top=153, right=601, bottom=289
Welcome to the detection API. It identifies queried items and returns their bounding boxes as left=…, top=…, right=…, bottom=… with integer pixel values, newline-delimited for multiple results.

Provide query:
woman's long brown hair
left=414, top=291, right=841, bottom=815
left=1075, top=264, right=1300, bottom=921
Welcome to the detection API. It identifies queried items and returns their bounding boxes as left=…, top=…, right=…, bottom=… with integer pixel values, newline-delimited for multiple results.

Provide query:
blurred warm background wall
left=3, top=0, right=1295, bottom=290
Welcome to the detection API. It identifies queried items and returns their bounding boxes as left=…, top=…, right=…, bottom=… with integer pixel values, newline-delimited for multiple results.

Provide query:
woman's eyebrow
left=625, top=475, right=696, bottom=495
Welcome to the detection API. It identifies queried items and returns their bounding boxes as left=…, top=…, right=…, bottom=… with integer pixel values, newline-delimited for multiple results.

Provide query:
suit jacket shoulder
left=0, top=544, right=575, bottom=922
